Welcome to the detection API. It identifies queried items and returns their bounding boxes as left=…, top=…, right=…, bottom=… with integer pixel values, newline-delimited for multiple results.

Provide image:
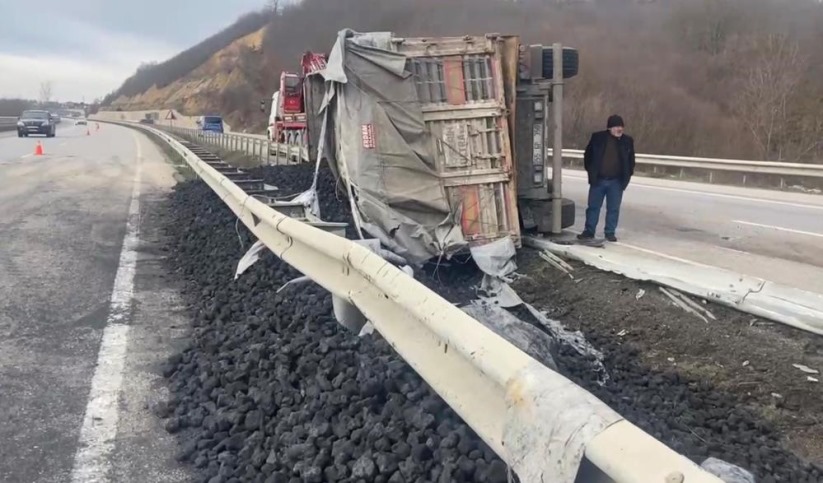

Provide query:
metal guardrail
left=148, top=129, right=823, bottom=191
left=553, top=149, right=823, bottom=177
left=110, top=119, right=722, bottom=483
left=0, top=116, right=18, bottom=132
left=551, top=149, right=823, bottom=189
left=155, top=125, right=309, bottom=165
left=145, top=127, right=823, bottom=189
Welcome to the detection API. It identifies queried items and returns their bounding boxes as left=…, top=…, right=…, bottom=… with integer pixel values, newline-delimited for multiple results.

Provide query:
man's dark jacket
left=583, top=131, right=636, bottom=190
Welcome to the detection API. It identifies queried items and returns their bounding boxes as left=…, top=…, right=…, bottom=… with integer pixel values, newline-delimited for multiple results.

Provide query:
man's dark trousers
left=584, top=177, right=623, bottom=236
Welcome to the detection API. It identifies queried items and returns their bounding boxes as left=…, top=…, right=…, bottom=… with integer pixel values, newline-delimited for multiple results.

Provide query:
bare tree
left=39, top=81, right=53, bottom=105
left=733, top=34, right=804, bottom=161
left=669, top=0, right=743, bottom=55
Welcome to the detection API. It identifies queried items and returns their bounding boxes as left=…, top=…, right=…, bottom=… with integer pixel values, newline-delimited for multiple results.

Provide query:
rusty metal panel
left=395, top=35, right=521, bottom=247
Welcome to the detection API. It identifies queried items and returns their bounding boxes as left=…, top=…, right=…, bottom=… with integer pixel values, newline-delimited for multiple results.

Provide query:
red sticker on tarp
left=361, top=124, right=375, bottom=149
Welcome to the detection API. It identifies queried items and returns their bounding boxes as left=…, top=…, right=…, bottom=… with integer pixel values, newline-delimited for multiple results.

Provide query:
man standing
left=577, top=115, right=635, bottom=242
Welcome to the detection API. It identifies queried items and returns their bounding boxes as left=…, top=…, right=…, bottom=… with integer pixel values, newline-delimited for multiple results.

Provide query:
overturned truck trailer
left=305, top=30, right=576, bottom=265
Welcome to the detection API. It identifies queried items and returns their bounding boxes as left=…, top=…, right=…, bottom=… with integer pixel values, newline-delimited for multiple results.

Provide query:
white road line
left=563, top=172, right=823, bottom=211
left=21, top=153, right=33, bottom=159
left=616, top=241, right=720, bottom=270
left=71, top=133, right=142, bottom=483
left=733, top=220, right=823, bottom=239
left=715, top=245, right=752, bottom=256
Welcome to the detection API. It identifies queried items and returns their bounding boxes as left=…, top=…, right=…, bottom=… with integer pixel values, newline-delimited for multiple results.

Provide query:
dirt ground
left=513, top=249, right=823, bottom=467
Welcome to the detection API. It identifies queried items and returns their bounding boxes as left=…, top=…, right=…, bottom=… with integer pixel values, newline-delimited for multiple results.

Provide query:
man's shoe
left=605, top=234, right=618, bottom=242
left=577, top=231, right=594, bottom=240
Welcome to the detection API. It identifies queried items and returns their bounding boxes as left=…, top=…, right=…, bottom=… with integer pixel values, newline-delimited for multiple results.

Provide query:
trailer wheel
left=542, top=47, right=579, bottom=79
left=520, top=197, right=576, bottom=233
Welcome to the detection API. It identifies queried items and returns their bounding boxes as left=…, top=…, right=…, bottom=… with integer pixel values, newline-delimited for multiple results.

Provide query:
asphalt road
left=0, top=123, right=189, bottom=482
left=561, top=170, right=823, bottom=294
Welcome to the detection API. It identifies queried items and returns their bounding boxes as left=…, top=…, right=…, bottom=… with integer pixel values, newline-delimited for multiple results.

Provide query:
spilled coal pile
left=160, top=166, right=509, bottom=483
left=159, top=161, right=820, bottom=482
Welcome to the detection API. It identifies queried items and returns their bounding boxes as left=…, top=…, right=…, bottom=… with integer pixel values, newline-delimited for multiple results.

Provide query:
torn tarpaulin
left=463, top=300, right=557, bottom=371
left=472, top=237, right=521, bottom=307
left=235, top=240, right=267, bottom=280
left=314, top=29, right=466, bottom=264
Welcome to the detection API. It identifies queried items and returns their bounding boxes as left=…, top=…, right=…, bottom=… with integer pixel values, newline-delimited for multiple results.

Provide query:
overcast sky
left=0, top=0, right=267, bottom=101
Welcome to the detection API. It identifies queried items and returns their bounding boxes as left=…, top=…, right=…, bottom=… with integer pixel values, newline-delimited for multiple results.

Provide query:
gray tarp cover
left=316, top=30, right=466, bottom=264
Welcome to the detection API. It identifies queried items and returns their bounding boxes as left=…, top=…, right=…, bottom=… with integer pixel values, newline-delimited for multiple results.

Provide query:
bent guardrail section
left=117, top=120, right=722, bottom=483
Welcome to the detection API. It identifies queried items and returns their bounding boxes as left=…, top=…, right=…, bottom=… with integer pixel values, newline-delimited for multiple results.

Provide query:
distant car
left=197, top=115, right=224, bottom=134
left=75, top=119, right=88, bottom=126
left=139, top=118, right=155, bottom=125
left=17, top=110, right=56, bottom=137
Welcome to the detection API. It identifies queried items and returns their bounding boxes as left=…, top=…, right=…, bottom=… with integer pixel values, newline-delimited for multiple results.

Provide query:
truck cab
left=266, top=52, right=327, bottom=145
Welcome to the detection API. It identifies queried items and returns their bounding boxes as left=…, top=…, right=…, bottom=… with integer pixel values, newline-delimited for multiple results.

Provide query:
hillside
left=108, top=28, right=266, bottom=129
left=104, top=0, right=823, bottom=161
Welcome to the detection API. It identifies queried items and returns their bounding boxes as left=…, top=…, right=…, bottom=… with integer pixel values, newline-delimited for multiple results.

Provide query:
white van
left=266, top=91, right=280, bottom=141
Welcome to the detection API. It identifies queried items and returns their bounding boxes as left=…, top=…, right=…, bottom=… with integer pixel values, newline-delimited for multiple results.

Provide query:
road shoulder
left=107, top=131, right=191, bottom=482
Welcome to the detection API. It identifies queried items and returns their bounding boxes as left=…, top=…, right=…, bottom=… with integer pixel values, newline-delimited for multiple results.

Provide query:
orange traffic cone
left=34, top=141, right=44, bottom=156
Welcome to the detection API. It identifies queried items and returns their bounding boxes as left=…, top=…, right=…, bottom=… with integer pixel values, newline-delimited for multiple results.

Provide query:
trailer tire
left=560, top=197, right=575, bottom=229
left=542, top=47, right=579, bottom=79
left=519, top=197, right=576, bottom=233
